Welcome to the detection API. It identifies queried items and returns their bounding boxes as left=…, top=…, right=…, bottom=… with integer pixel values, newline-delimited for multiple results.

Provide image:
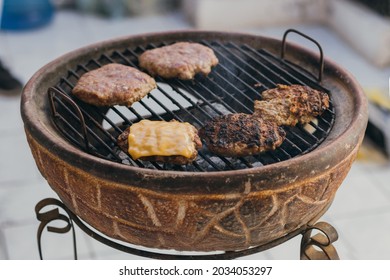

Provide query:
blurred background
left=0, top=0, right=389, bottom=260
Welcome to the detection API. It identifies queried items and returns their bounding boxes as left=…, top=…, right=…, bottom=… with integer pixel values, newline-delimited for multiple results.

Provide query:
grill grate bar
left=207, top=70, right=256, bottom=109
left=255, top=48, right=335, bottom=116
left=110, top=106, right=133, bottom=126
left=150, top=87, right=204, bottom=125
left=173, top=79, right=226, bottom=116
left=301, top=120, right=327, bottom=136
left=250, top=46, right=324, bottom=89
left=200, top=42, right=265, bottom=101
left=316, top=111, right=333, bottom=127
left=204, top=41, right=278, bottom=89
left=205, top=55, right=264, bottom=98
left=137, top=99, right=166, bottom=120
left=127, top=105, right=145, bottom=121
left=111, top=50, right=209, bottom=126
left=49, top=39, right=335, bottom=172
left=147, top=43, right=253, bottom=114
left=125, top=48, right=226, bottom=116
left=58, top=80, right=120, bottom=144
left=168, top=82, right=220, bottom=120
left=240, top=44, right=315, bottom=87
left=286, top=129, right=313, bottom=150
left=191, top=159, right=206, bottom=172
left=103, top=52, right=206, bottom=126
left=115, top=49, right=217, bottom=120
left=51, top=87, right=123, bottom=161
left=282, top=137, right=303, bottom=153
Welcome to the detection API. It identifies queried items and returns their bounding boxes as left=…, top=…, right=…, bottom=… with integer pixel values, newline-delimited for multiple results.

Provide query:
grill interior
left=48, top=40, right=335, bottom=172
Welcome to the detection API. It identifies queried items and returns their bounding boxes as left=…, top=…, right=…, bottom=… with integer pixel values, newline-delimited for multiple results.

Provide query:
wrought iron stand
left=35, top=197, right=339, bottom=260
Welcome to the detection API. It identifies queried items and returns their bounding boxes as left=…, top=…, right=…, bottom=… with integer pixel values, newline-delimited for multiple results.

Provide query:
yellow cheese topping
left=128, top=120, right=195, bottom=160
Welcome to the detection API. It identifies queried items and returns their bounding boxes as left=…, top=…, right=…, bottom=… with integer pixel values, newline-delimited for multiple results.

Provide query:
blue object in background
left=0, top=0, right=54, bottom=30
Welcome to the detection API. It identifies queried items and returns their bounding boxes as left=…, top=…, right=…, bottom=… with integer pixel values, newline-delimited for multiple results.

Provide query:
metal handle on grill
left=48, top=87, right=90, bottom=153
left=281, top=29, right=324, bottom=82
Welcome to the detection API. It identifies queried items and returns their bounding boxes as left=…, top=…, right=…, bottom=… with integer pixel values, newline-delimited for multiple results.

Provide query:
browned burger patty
left=138, top=42, right=219, bottom=80
left=117, top=120, right=202, bottom=165
left=254, top=84, right=329, bottom=126
left=72, top=63, right=156, bottom=107
left=199, top=113, right=286, bottom=157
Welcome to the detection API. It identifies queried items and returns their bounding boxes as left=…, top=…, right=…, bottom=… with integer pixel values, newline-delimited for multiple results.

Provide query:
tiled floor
left=0, top=10, right=390, bottom=260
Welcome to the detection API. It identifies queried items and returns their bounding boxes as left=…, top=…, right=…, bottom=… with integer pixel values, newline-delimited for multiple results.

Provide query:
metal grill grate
left=48, top=37, right=335, bottom=172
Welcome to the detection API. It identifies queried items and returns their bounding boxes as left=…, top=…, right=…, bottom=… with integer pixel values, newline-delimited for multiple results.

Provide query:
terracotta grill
left=21, top=30, right=368, bottom=253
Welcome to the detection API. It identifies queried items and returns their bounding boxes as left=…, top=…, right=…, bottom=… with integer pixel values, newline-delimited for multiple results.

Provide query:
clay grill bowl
left=21, top=31, right=368, bottom=252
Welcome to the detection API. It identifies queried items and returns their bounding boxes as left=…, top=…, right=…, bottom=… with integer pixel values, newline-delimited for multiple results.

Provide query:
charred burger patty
left=199, top=113, right=286, bottom=157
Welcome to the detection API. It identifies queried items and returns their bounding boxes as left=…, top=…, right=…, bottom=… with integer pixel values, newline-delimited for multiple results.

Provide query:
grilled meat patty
left=254, top=84, right=329, bottom=126
left=117, top=120, right=202, bottom=165
left=138, top=42, right=219, bottom=80
left=72, top=63, right=156, bottom=107
left=199, top=113, right=286, bottom=157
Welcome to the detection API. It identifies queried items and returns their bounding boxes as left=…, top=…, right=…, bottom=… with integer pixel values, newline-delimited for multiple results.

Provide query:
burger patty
left=138, top=42, right=219, bottom=80
left=72, top=63, right=156, bottom=107
left=254, top=84, right=330, bottom=126
left=117, top=120, right=202, bottom=165
left=199, top=113, right=286, bottom=157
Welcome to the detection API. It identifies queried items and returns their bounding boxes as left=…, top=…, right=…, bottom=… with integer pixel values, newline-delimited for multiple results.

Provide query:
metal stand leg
left=35, top=198, right=78, bottom=260
left=300, top=221, right=340, bottom=260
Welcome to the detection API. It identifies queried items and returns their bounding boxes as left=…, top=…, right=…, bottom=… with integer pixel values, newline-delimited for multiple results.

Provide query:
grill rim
left=21, top=30, right=368, bottom=187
